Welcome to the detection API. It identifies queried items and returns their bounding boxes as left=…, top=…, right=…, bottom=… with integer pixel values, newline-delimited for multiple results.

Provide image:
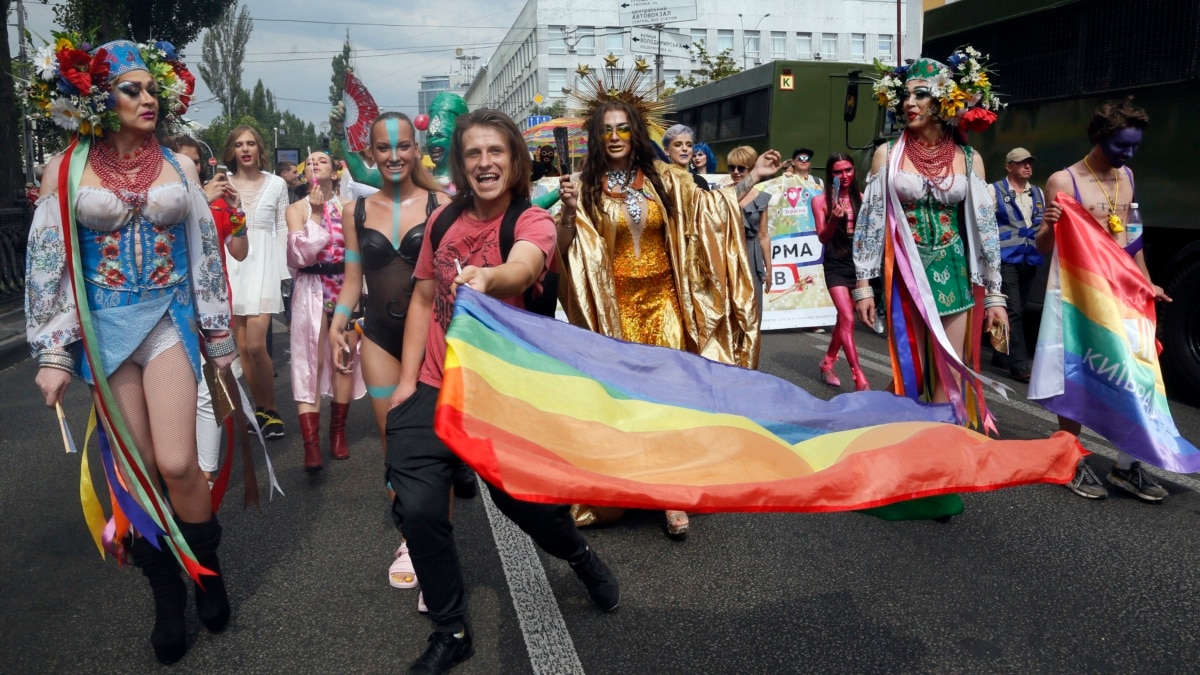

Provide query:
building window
left=548, top=68, right=567, bottom=97
left=576, top=26, right=595, bottom=55
left=851, top=33, right=865, bottom=60
left=878, top=34, right=893, bottom=57
left=690, top=28, right=707, bottom=48
left=548, top=26, right=566, bottom=54
left=717, top=29, right=734, bottom=53
left=796, top=32, right=812, bottom=59
left=744, top=30, right=760, bottom=57
left=821, top=33, right=837, bottom=59
left=606, top=28, right=624, bottom=54
left=771, top=31, right=786, bottom=58
left=663, top=69, right=680, bottom=83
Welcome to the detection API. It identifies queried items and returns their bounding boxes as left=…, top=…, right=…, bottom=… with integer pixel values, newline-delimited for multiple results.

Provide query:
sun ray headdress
left=568, top=54, right=670, bottom=144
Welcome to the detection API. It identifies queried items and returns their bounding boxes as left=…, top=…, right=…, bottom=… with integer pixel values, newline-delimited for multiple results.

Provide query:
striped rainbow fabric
left=1029, top=195, right=1199, bottom=473
left=435, top=288, right=1082, bottom=514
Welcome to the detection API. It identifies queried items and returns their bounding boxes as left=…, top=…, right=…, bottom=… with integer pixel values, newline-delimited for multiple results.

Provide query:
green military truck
left=670, top=60, right=882, bottom=173
left=924, top=0, right=1200, bottom=397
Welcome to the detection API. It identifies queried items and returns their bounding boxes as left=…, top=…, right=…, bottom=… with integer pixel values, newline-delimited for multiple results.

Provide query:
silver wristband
left=38, top=348, right=75, bottom=372
left=204, top=334, right=236, bottom=358
left=851, top=287, right=874, bottom=302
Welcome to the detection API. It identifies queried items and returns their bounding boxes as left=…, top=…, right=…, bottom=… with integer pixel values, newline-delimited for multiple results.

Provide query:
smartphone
left=215, top=164, right=228, bottom=176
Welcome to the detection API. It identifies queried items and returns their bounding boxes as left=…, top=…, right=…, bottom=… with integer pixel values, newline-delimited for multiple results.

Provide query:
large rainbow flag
left=435, top=288, right=1083, bottom=514
left=1029, top=195, right=1199, bottom=473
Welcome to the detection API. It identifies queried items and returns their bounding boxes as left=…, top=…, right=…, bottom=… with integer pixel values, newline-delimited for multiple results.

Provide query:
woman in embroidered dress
left=285, top=151, right=365, bottom=473
left=329, top=112, right=451, bottom=592
left=224, top=125, right=290, bottom=439
left=557, top=68, right=777, bottom=537
left=812, top=153, right=869, bottom=391
left=853, top=55, right=1008, bottom=424
left=27, top=39, right=231, bottom=664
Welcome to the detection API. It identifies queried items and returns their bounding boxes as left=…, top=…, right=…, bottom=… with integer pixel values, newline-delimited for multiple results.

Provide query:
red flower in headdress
left=88, top=48, right=111, bottom=88
left=170, top=61, right=196, bottom=114
left=961, top=107, right=997, bottom=133
left=57, top=47, right=94, bottom=93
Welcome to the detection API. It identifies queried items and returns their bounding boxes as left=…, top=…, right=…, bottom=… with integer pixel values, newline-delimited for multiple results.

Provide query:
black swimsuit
left=356, top=192, right=439, bottom=360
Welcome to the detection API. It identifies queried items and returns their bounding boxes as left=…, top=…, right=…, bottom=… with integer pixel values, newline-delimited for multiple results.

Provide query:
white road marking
left=802, top=333, right=1200, bottom=492
left=480, top=487, right=585, bottom=675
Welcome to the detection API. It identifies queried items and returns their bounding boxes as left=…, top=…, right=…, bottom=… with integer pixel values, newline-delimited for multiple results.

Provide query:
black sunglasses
left=729, top=165, right=749, bottom=173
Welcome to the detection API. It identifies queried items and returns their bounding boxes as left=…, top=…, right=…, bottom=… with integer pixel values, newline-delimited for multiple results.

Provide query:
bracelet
left=204, top=334, right=236, bottom=358
left=38, top=348, right=75, bottom=372
left=229, top=212, right=247, bottom=237
left=333, top=303, right=352, bottom=318
left=559, top=213, right=576, bottom=229
left=984, top=292, right=1008, bottom=309
left=851, top=287, right=874, bottom=302
left=344, top=249, right=361, bottom=264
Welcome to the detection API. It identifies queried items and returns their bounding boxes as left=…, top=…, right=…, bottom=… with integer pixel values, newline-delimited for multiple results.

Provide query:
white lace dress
left=226, top=171, right=290, bottom=315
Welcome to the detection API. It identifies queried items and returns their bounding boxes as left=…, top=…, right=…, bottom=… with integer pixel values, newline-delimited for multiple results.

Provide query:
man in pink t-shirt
left=384, top=110, right=620, bottom=674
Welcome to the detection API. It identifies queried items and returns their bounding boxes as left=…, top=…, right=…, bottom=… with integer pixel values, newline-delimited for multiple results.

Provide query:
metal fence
left=0, top=207, right=30, bottom=306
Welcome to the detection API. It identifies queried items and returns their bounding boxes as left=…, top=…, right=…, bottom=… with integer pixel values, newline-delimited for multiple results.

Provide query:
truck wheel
left=1161, top=259, right=1200, bottom=400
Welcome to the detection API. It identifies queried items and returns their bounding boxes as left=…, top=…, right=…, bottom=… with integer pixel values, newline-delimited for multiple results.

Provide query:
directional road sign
left=618, top=0, right=698, bottom=27
left=630, top=27, right=692, bottom=59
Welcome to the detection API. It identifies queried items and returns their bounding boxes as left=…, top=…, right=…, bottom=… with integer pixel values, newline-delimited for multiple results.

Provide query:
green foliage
left=52, top=0, right=234, bottom=45
left=329, top=30, right=352, bottom=108
left=198, top=1, right=253, bottom=121
left=530, top=101, right=568, bottom=118
left=672, top=39, right=742, bottom=92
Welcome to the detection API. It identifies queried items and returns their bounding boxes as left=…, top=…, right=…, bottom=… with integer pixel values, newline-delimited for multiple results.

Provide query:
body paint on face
left=385, top=117, right=404, bottom=245
left=1099, top=127, right=1143, bottom=169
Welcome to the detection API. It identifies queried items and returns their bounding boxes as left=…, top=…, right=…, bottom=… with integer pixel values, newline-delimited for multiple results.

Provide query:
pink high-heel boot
left=852, top=368, right=870, bottom=392
left=819, top=356, right=841, bottom=387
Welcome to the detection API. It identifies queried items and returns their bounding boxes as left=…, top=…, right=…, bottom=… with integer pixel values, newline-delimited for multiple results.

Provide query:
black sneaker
left=254, top=409, right=270, bottom=431
left=1065, top=461, right=1108, bottom=499
left=1108, top=462, right=1169, bottom=502
left=263, top=410, right=285, bottom=439
left=569, top=546, right=620, bottom=612
left=452, top=464, right=478, bottom=499
left=406, top=629, right=474, bottom=675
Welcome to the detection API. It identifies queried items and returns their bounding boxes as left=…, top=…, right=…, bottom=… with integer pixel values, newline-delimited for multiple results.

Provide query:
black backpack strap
left=498, top=198, right=532, bottom=260
left=428, top=201, right=466, bottom=254
left=425, top=190, right=440, bottom=216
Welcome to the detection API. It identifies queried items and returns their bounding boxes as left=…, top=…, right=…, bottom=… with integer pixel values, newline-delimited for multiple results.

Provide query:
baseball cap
left=1006, top=147, right=1036, bottom=163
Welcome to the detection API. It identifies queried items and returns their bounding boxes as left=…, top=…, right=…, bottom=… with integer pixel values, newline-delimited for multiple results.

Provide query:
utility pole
left=655, top=24, right=664, bottom=98
left=896, top=0, right=903, bottom=65
left=17, top=0, right=35, bottom=184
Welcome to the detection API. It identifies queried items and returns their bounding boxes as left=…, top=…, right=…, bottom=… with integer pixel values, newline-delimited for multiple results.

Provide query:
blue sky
left=10, top=0, right=526, bottom=127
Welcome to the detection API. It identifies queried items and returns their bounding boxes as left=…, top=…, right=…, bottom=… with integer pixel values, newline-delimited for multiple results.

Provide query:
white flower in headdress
left=49, top=98, right=82, bottom=130
left=927, top=71, right=953, bottom=98
left=34, top=45, right=58, bottom=81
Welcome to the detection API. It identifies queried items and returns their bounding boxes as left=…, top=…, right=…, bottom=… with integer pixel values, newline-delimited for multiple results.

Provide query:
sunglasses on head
left=729, top=165, right=749, bottom=173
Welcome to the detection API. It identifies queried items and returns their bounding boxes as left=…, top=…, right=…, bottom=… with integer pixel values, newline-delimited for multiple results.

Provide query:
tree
left=198, top=1, right=253, bottom=121
left=328, top=30, right=351, bottom=107
left=530, top=101, right=568, bottom=118
left=52, top=0, right=235, bottom=45
left=672, top=40, right=742, bottom=92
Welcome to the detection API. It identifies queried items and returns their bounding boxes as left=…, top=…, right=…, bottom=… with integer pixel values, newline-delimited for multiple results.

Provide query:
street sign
left=618, top=0, right=697, bottom=27
left=526, top=115, right=552, bottom=129
left=533, top=93, right=544, bottom=105
left=630, top=27, right=692, bottom=59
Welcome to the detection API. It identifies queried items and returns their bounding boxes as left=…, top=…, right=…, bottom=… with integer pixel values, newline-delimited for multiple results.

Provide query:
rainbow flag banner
left=436, top=288, right=1082, bottom=514
left=1029, top=195, right=1199, bottom=473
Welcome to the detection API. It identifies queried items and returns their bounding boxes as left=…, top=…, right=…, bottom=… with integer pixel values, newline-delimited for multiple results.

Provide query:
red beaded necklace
left=91, top=136, right=164, bottom=208
left=903, top=132, right=956, bottom=190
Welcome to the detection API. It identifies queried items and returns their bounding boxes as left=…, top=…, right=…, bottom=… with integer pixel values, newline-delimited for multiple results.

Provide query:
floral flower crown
left=26, top=31, right=196, bottom=137
left=872, top=46, right=1004, bottom=133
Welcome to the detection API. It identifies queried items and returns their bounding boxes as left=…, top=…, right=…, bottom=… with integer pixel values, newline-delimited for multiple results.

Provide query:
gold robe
left=559, top=162, right=760, bottom=368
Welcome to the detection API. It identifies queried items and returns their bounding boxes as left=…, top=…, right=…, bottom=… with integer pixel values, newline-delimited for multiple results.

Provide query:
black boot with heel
left=129, top=535, right=188, bottom=664
left=178, top=516, right=231, bottom=634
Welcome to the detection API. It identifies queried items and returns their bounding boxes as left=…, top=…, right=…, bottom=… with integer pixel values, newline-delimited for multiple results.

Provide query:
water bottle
left=1127, top=202, right=1143, bottom=245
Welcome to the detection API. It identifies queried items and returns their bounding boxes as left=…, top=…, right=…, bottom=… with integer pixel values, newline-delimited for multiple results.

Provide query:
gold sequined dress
left=611, top=199, right=685, bottom=348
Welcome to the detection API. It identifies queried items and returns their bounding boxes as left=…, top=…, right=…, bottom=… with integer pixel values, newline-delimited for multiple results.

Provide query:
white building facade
left=477, top=0, right=917, bottom=124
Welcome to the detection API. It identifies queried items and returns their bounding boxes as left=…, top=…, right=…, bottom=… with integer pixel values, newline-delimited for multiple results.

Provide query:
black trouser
left=995, top=261, right=1038, bottom=373
left=384, top=383, right=586, bottom=633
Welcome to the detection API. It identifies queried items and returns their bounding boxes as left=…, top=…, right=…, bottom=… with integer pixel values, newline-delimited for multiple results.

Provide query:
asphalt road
left=2, top=324, right=1199, bottom=673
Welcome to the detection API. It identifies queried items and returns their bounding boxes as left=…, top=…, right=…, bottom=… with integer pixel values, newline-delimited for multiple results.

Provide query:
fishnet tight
left=101, top=341, right=211, bottom=524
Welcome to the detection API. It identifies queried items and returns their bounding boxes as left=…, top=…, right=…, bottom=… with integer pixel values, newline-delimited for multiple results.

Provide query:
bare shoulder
left=870, top=143, right=889, bottom=172
left=433, top=189, right=452, bottom=205
left=40, top=154, right=65, bottom=196
left=173, top=152, right=200, bottom=183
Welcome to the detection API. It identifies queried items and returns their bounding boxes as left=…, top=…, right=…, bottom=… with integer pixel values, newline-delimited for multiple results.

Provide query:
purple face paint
left=1099, top=127, right=1143, bottom=168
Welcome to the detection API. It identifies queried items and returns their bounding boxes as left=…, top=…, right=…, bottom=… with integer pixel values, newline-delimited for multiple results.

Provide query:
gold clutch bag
left=989, top=322, right=1010, bottom=355
left=203, top=359, right=235, bottom=425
